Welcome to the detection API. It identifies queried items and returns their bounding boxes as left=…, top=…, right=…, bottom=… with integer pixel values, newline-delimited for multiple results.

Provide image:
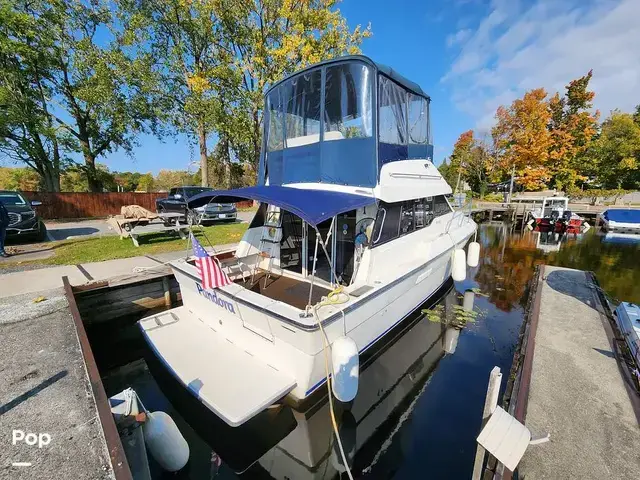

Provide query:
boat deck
left=236, top=271, right=332, bottom=310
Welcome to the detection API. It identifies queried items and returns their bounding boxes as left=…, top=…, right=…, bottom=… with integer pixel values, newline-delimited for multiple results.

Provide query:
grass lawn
left=35, top=222, right=248, bottom=266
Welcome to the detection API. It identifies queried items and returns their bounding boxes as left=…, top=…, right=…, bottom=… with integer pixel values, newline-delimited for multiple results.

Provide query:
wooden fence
left=21, top=192, right=254, bottom=219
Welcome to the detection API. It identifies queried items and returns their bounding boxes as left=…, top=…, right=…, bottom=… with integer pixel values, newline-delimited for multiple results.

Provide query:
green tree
left=438, top=159, right=457, bottom=189
left=0, top=167, right=40, bottom=190
left=0, top=0, right=70, bottom=191
left=591, top=111, right=640, bottom=189
left=117, top=0, right=231, bottom=187
left=154, top=169, right=198, bottom=191
left=3, top=0, right=164, bottom=192
left=214, top=0, right=371, bottom=176
left=547, top=71, right=599, bottom=191
left=114, top=172, right=142, bottom=192
left=119, top=0, right=371, bottom=187
left=449, top=130, right=474, bottom=193
left=137, top=173, right=155, bottom=192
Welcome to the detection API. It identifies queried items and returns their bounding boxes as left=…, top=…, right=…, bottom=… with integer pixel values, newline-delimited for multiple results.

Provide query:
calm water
left=103, top=224, right=640, bottom=479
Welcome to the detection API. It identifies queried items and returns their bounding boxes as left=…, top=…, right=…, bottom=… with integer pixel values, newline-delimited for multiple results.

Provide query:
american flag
left=191, top=234, right=232, bottom=290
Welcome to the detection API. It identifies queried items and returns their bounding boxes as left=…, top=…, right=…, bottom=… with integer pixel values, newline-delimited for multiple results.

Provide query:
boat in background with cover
left=600, top=209, right=640, bottom=234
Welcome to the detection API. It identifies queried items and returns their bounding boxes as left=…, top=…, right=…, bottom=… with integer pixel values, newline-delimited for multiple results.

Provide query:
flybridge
left=258, top=55, right=434, bottom=189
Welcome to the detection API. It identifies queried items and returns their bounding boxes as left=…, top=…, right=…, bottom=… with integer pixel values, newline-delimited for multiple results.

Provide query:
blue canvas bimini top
left=188, top=186, right=374, bottom=226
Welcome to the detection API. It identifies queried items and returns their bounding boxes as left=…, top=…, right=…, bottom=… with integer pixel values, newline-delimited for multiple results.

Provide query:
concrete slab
left=0, top=266, right=87, bottom=299
left=0, top=244, right=54, bottom=263
left=0, top=242, right=240, bottom=297
left=519, top=266, right=640, bottom=479
left=0, top=289, right=113, bottom=479
left=46, top=219, right=115, bottom=241
left=78, top=256, right=160, bottom=282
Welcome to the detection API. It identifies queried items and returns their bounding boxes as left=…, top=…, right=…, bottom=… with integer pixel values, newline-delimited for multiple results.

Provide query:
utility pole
left=507, top=164, right=515, bottom=204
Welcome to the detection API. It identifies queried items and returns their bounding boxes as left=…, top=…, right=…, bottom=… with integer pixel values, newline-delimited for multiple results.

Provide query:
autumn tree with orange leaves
left=548, top=70, right=599, bottom=191
left=492, top=88, right=553, bottom=191
left=487, top=72, right=600, bottom=192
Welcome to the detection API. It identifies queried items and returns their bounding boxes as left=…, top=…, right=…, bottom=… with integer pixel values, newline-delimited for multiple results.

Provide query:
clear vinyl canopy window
left=324, top=63, right=373, bottom=141
left=266, top=63, right=373, bottom=150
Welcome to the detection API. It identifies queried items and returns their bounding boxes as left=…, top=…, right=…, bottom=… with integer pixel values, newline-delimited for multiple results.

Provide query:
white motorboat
left=614, top=302, right=640, bottom=369
left=139, top=55, right=477, bottom=427
left=528, top=196, right=583, bottom=233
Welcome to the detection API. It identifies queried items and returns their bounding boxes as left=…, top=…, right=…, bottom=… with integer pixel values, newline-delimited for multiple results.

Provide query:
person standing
left=0, top=199, right=10, bottom=257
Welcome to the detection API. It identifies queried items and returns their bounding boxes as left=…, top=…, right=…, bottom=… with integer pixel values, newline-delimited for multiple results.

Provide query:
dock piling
left=471, top=366, right=503, bottom=480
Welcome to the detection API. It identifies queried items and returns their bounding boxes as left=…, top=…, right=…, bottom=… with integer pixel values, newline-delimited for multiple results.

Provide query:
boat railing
left=446, top=196, right=474, bottom=234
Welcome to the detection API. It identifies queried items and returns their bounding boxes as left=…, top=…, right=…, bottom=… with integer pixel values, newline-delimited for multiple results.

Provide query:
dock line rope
left=312, top=285, right=353, bottom=480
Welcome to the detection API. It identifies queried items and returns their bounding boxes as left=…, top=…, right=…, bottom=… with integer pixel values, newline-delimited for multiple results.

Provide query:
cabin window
left=324, top=63, right=373, bottom=140
left=378, top=76, right=407, bottom=145
left=283, top=70, right=322, bottom=148
left=372, top=195, right=452, bottom=246
left=267, top=90, right=284, bottom=152
left=433, top=195, right=452, bottom=217
left=408, top=94, right=428, bottom=145
left=371, top=202, right=402, bottom=245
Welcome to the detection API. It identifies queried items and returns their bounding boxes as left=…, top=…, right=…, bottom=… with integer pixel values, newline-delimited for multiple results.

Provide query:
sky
left=49, top=0, right=640, bottom=173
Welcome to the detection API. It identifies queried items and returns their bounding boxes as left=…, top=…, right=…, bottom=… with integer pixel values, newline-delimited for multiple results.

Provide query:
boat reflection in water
left=144, top=279, right=466, bottom=478
left=250, top=280, right=464, bottom=479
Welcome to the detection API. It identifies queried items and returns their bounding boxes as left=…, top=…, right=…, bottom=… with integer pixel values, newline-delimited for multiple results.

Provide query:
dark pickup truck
left=155, top=186, right=237, bottom=224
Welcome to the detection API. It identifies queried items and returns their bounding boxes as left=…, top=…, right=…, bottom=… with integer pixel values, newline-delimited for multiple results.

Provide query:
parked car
left=0, top=190, right=47, bottom=242
left=155, top=186, right=237, bottom=224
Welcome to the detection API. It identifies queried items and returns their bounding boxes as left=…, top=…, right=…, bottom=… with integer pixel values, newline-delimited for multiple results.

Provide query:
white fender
left=463, top=290, right=475, bottom=312
left=331, top=336, right=359, bottom=402
left=467, top=241, right=480, bottom=267
left=444, top=327, right=461, bottom=354
left=452, top=248, right=466, bottom=282
left=143, top=411, right=189, bottom=472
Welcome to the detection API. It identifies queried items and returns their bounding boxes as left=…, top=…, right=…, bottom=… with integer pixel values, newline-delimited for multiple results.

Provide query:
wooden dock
left=500, top=265, right=640, bottom=479
left=471, top=202, right=605, bottom=224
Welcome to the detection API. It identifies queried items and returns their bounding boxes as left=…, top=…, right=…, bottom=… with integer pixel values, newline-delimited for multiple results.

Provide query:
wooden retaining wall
left=20, top=191, right=254, bottom=219
left=73, top=273, right=181, bottom=371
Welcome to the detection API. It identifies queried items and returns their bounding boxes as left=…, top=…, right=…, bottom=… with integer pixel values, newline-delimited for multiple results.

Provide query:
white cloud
left=442, top=0, right=640, bottom=130
left=446, top=28, right=473, bottom=47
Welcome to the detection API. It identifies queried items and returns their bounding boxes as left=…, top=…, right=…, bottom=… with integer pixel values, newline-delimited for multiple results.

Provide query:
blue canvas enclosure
left=187, top=186, right=374, bottom=227
left=603, top=209, right=640, bottom=223
left=260, top=56, right=432, bottom=188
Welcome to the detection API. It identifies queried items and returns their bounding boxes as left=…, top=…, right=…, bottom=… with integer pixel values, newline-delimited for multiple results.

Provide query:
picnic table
left=108, top=211, right=194, bottom=247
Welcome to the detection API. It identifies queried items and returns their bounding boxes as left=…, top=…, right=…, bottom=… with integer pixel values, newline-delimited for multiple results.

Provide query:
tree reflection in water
left=474, top=225, right=640, bottom=311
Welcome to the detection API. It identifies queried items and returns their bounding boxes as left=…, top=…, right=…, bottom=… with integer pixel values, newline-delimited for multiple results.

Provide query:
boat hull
left=139, top=211, right=476, bottom=426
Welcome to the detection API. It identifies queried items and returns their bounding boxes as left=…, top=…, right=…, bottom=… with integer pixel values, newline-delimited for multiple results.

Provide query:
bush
left=481, top=192, right=505, bottom=203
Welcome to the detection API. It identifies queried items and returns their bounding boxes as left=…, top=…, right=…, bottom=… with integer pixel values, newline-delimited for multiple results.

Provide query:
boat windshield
left=264, top=60, right=376, bottom=187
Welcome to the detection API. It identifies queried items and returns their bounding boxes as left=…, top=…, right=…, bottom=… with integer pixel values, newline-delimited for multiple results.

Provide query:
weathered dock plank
left=517, top=266, right=640, bottom=479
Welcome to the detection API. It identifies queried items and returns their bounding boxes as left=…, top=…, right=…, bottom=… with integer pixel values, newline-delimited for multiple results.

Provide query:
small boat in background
left=528, top=196, right=583, bottom=234
left=614, top=302, right=640, bottom=375
left=600, top=209, right=640, bottom=234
